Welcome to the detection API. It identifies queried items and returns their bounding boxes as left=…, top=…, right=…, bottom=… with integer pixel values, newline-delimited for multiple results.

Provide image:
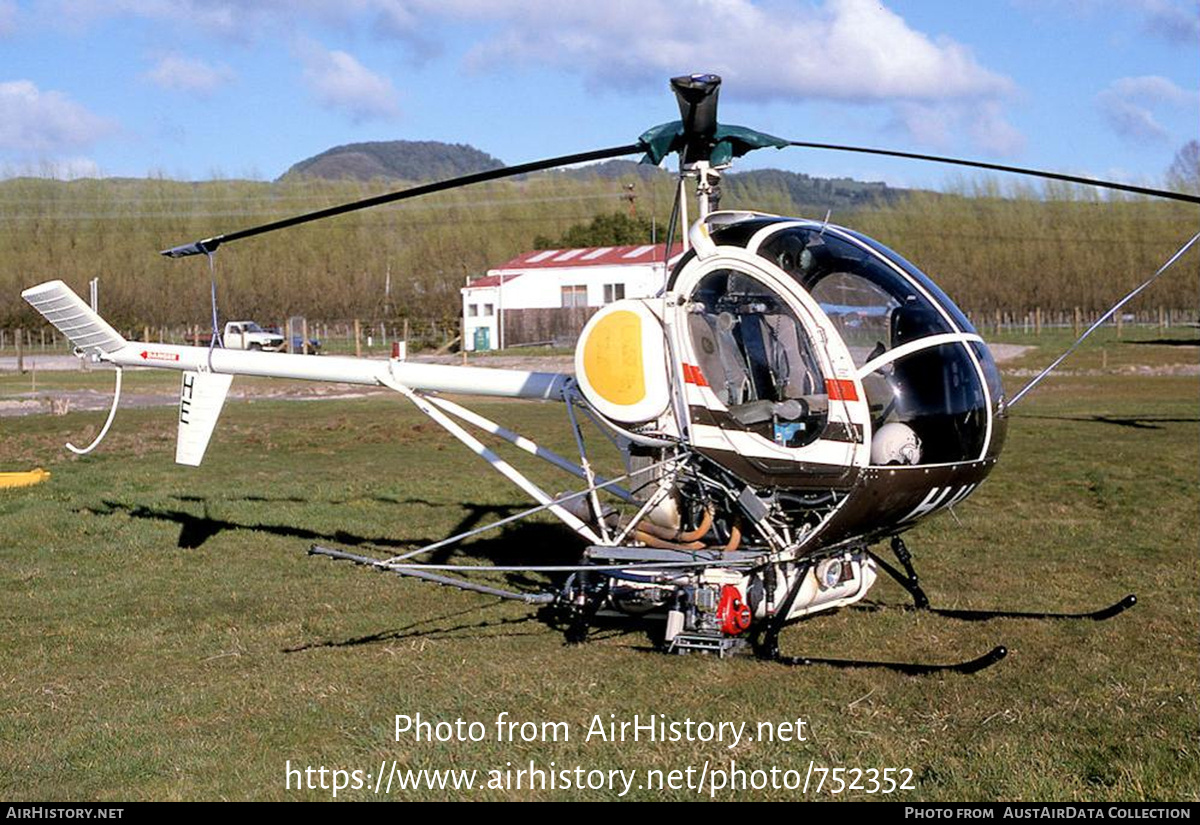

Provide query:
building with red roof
left=461, top=242, right=683, bottom=350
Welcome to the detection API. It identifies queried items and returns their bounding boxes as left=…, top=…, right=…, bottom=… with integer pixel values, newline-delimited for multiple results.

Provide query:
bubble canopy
left=680, top=219, right=1005, bottom=466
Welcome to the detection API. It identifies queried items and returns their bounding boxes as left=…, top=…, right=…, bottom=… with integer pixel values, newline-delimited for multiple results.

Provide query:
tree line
left=1, top=171, right=1195, bottom=331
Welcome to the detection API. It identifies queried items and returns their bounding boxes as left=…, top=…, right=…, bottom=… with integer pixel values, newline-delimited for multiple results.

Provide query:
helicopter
left=21, top=74, right=1199, bottom=674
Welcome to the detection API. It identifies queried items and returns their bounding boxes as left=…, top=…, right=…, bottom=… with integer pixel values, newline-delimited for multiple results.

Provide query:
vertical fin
left=176, top=370, right=233, bottom=466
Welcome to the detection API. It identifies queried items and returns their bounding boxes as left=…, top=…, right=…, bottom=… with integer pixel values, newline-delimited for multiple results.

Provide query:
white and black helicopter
left=22, top=74, right=1199, bottom=673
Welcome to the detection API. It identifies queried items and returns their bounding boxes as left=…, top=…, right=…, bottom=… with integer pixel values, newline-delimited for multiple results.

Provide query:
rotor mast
left=670, top=73, right=725, bottom=245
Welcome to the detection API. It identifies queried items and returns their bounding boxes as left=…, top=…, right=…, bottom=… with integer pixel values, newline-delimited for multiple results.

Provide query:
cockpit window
left=842, top=229, right=978, bottom=335
left=759, top=227, right=953, bottom=367
left=758, top=225, right=995, bottom=465
left=866, top=342, right=989, bottom=464
left=687, top=269, right=828, bottom=448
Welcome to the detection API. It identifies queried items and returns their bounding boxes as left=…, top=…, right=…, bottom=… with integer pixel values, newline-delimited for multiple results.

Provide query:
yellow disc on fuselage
left=575, top=300, right=670, bottom=424
left=581, top=310, right=645, bottom=406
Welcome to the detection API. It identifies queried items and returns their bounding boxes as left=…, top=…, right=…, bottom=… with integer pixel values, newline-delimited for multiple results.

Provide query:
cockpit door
left=671, top=249, right=870, bottom=485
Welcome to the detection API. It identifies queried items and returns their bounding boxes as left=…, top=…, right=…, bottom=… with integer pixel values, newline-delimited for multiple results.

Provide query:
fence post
left=16, top=328, right=24, bottom=374
left=354, top=319, right=362, bottom=358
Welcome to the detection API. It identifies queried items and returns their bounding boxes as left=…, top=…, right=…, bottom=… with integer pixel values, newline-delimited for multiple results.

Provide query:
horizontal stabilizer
left=176, top=370, right=233, bottom=467
left=21, top=280, right=127, bottom=356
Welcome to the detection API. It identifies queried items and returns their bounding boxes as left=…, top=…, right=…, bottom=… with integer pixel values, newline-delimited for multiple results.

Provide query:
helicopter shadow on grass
left=281, top=518, right=603, bottom=652
left=86, top=497, right=429, bottom=551
left=282, top=600, right=546, bottom=653
left=1012, top=413, right=1200, bottom=430
left=1126, top=337, right=1200, bottom=347
left=86, top=494, right=542, bottom=553
left=82, top=495, right=588, bottom=627
left=171, top=492, right=419, bottom=509
left=282, top=599, right=645, bottom=654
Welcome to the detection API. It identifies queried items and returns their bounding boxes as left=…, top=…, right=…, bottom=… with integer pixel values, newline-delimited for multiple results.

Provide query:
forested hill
left=724, top=168, right=907, bottom=210
left=280, top=140, right=505, bottom=182
left=576, top=161, right=909, bottom=211
left=281, top=144, right=907, bottom=211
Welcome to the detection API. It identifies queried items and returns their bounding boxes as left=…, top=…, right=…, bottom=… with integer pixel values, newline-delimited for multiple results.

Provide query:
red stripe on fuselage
left=682, top=364, right=709, bottom=387
left=826, top=378, right=859, bottom=401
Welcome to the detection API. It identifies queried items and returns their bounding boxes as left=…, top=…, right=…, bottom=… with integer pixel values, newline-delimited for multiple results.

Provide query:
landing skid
left=768, top=645, right=1008, bottom=676
left=869, top=537, right=1138, bottom=622
left=751, top=559, right=1008, bottom=674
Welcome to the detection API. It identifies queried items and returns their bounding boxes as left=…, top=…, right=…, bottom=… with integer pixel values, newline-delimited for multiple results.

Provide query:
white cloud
left=48, top=0, right=243, bottom=36
left=41, top=1, right=1016, bottom=105
left=296, top=40, right=400, bottom=122
left=444, top=0, right=1020, bottom=152
left=48, top=0, right=426, bottom=40
left=890, top=99, right=1026, bottom=157
left=34, top=1, right=1023, bottom=153
left=144, top=54, right=235, bottom=95
left=448, top=0, right=1012, bottom=103
left=1096, top=76, right=1199, bottom=143
left=1013, top=0, right=1199, bottom=46
left=0, top=0, right=17, bottom=36
left=0, top=80, right=115, bottom=154
left=967, top=101, right=1027, bottom=157
left=1124, top=0, right=1199, bottom=44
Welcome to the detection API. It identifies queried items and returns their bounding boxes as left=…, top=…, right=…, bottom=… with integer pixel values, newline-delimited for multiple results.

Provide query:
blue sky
left=0, top=0, right=1196, bottom=190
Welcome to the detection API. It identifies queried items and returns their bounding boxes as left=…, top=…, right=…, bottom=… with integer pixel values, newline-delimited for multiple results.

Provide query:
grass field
left=0, top=332, right=1196, bottom=801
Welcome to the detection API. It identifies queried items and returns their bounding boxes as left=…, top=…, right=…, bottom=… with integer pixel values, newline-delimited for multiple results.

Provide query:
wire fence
left=2, top=306, right=1194, bottom=369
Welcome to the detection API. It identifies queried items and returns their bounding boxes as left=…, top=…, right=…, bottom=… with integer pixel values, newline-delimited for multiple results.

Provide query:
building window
left=468, top=304, right=479, bottom=317
left=561, top=285, right=587, bottom=308
left=603, top=283, right=625, bottom=303
left=483, top=303, right=494, bottom=316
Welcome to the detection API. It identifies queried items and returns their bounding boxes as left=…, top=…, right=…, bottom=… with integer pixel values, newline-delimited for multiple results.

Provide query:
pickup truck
left=221, top=321, right=285, bottom=352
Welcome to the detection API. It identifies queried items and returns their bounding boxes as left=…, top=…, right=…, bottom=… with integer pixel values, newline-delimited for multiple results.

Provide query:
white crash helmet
left=871, top=422, right=922, bottom=466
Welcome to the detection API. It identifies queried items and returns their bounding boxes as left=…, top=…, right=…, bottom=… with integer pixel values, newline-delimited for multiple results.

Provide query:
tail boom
left=99, top=343, right=567, bottom=400
left=22, top=280, right=567, bottom=401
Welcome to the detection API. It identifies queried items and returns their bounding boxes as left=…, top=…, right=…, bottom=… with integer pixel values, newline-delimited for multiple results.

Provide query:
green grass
left=0, top=339, right=1196, bottom=801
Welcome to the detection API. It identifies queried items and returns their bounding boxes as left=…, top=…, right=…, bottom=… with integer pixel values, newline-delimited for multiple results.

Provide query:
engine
left=565, top=547, right=878, bottom=656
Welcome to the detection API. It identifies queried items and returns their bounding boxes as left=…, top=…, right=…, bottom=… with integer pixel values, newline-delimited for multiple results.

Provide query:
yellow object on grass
left=0, top=468, right=50, bottom=489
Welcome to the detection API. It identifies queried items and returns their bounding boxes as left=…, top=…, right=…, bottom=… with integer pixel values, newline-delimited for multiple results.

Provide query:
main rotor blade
left=788, top=141, right=1200, bottom=205
left=161, top=142, right=643, bottom=257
